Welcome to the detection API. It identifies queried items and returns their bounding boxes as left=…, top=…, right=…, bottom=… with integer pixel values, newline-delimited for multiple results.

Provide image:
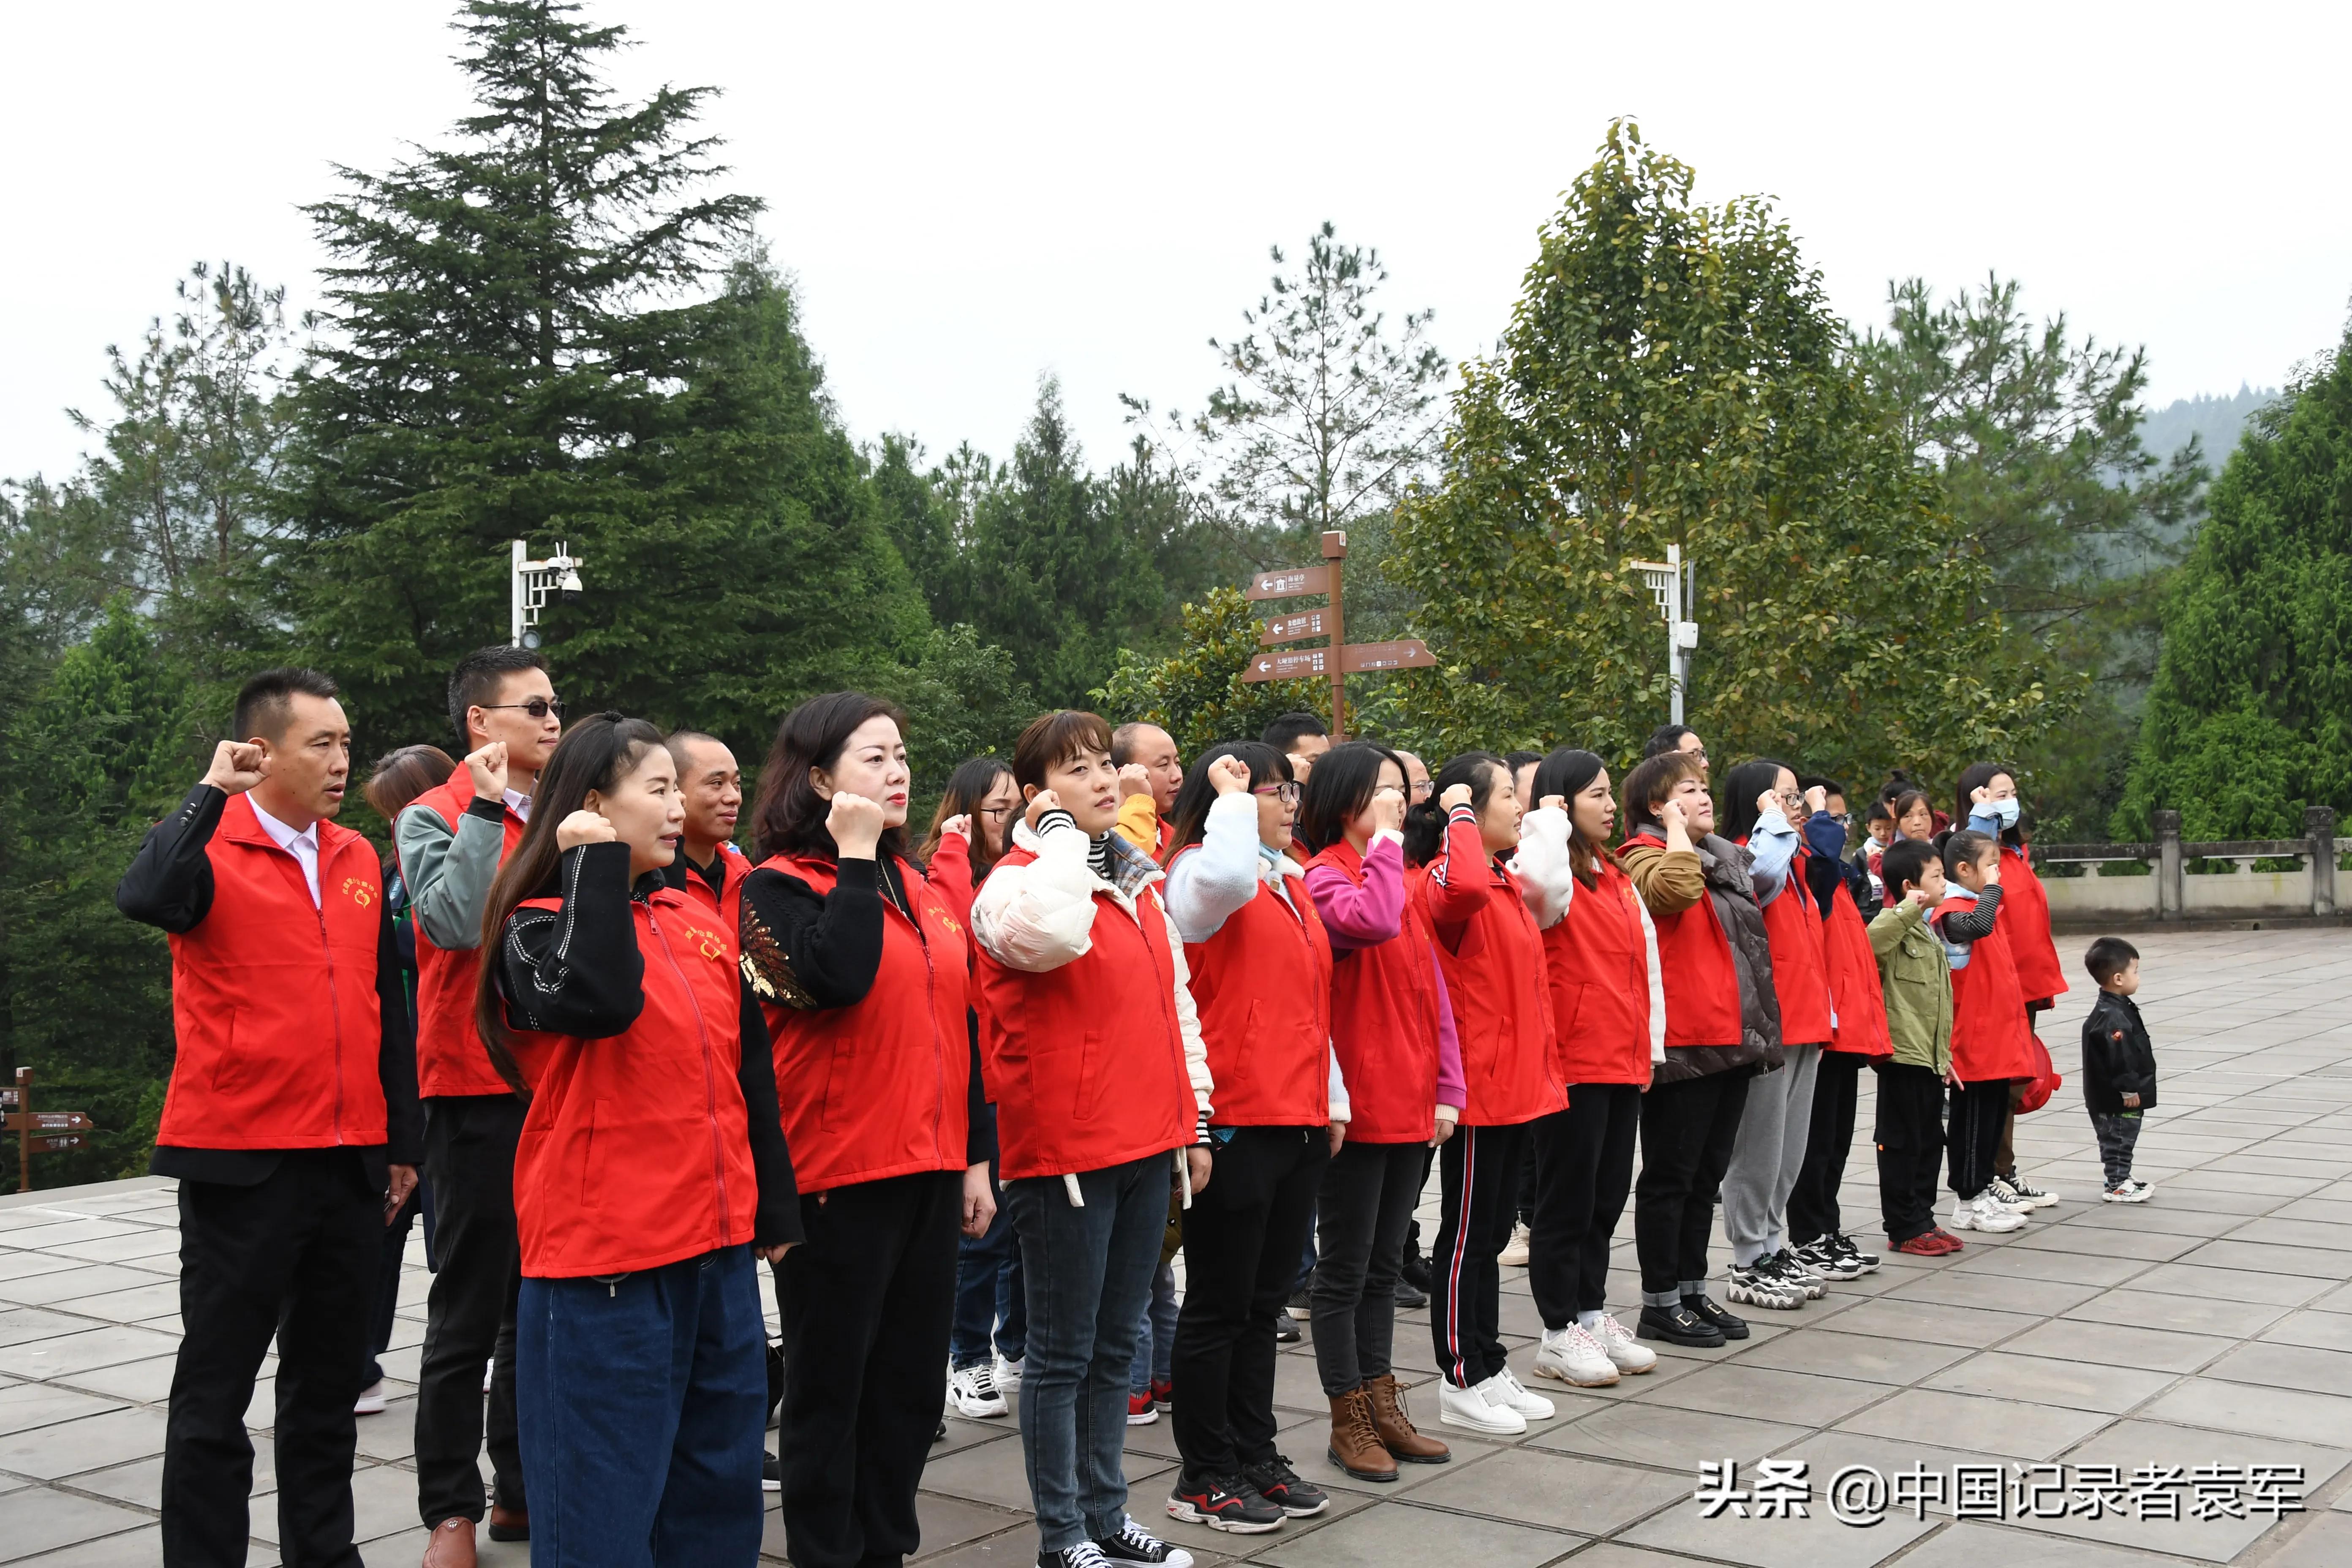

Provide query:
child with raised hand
left=2081, top=938, right=2156, bottom=1203
left=1867, top=840, right=1957, bottom=1255
left=1932, top=831, right=2038, bottom=1236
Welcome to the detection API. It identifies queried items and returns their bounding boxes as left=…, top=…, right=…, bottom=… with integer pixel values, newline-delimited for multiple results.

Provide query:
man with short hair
left=665, top=730, right=749, bottom=925
left=1642, top=724, right=1707, bottom=768
left=397, top=645, right=561, bottom=1565
left=1260, top=710, right=1330, bottom=784
left=1395, top=749, right=1433, bottom=807
left=1110, top=721, right=1184, bottom=856
left=118, top=668, right=423, bottom=1568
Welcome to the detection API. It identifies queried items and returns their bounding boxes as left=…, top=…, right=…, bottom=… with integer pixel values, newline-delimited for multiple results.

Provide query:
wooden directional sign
left=5, top=1111, right=93, bottom=1133
left=1241, top=648, right=1331, bottom=683
left=1246, top=565, right=1330, bottom=601
left=31, top=1134, right=86, bottom=1154
left=1260, top=609, right=1332, bottom=646
left=1340, top=639, right=1437, bottom=673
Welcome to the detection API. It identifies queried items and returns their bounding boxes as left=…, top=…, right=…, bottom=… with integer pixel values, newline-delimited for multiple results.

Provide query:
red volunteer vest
left=757, top=853, right=972, bottom=1193
left=1305, top=840, right=1445, bottom=1143
left=1175, top=850, right=1333, bottom=1128
left=1937, top=892, right=2037, bottom=1083
left=1821, top=890, right=1892, bottom=1056
left=158, top=793, right=390, bottom=1151
left=1999, top=844, right=2069, bottom=1005
left=678, top=843, right=749, bottom=934
left=506, top=885, right=757, bottom=1277
left=972, top=847, right=1195, bottom=1179
left=1621, top=831, right=1742, bottom=1048
left=406, top=773, right=528, bottom=1098
left=1743, top=840, right=1833, bottom=1048
left=1543, top=858, right=1653, bottom=1086
left=1417, top=841, right=1562, bottom=1127
left=926, top=832, right=980, bottom=929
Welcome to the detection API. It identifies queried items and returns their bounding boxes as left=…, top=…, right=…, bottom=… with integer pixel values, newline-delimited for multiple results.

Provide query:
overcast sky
left=6, top=2, right=2347, bottom=489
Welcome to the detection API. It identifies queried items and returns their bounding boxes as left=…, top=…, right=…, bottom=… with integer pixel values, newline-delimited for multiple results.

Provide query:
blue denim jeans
left=517, top=1245, right=767, bottom=1567
left=1127, top=1257, right=1179, bottom=1394
left=949, top=1165, right=1026, bottom=1370
left=1003, top=1154, right=1170, bottom=1552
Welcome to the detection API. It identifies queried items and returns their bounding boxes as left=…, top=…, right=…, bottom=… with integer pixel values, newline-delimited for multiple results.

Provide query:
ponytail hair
left=1402, top=751, right=1504, bottom=866
left=473, top=712, right=665, bottom=1094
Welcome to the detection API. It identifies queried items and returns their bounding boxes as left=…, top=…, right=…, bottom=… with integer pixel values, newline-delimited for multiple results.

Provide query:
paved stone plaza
left=6, top=926, right=2352, bottom=1566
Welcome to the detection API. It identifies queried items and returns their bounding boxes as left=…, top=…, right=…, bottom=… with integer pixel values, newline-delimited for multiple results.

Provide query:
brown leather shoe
left=1367, top=1372, right=1450, bottom=1463
left=422, top=1516, right=476, bottom=1568
left=487, top=1504, right=529, bottom=1542
left=1327, top=1387, right=1398, bottom=1481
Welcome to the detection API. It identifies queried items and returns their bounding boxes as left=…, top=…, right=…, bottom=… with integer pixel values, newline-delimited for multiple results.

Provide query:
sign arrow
left=1260, top=610, right=1331, bottom=646
left=1245, top=566, right=1331, bottom=601
left=1339, top=640, right=1437, bottom=674
left=1241, top=649, right=1331, bottom=683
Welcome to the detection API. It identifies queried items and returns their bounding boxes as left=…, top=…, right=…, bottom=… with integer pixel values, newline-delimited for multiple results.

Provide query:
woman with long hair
left=740, top=694, right=995, bottom=1568
left=1616, top=749, right=1779, bottom=1350
left=475, top=713, right=799, bottom=1565
left=923, top=756, right=1021, bottom=925
left=1510, top=748, right=1663, bottom=1389
left=1403, top=752, right=1563, bottom=1437
left=1957, top=761, right=2069, bottom=1210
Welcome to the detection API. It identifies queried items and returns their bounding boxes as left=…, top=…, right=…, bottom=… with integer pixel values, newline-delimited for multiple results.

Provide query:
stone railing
left=2034, top=808, right=2344, bottom=926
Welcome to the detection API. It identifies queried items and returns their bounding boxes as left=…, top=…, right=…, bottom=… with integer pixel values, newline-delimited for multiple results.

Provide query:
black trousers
left=1173, top=1126, right=1329, bottom=1476
left=414, top=1094, right=528, bottom=1528
left=1872, top=1062, right=1946, bottom=1244
left=1429, top=1122, right=1530, bottom=1388
left=1946, top=1078, right=2014, bottom=1201
left=363, top=1184, right=421, bottom=1386
left=1528, top=1084, right=1642, bottom=1326
left=163, top=1150, right=379, bottom=1568
left=1309, top=1139, right=1424, bottom=1395
left=1633, top=1070, right=1752, bottom=1299
left=1788, top=1052, right=1864, bottom=1247
left=776, top=1169, right=962, bottom=1568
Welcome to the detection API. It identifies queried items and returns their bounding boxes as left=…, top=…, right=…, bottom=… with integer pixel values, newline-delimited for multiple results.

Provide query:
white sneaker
left=994, top=1355, right=1023, bottom=1396
left=353, top=1379, right=387, bottom=1416
left=1535, top=1325, right=1619, bottom=1387
left=2103, top=1180, right=2152, bottom=1204
left=1589, top=1313, right=1658, bottom=1374
left=1437, top=1377, right=1525, bottom=1435
left=1483, top=1367, right=1555, bottom=1420
left=1982, top=1177, right=2037, bottom=1215
left=2007, top=1173, right=2063, bottom=1208
left=948, top=1362, right=1007, bottom=1418
left=1950, top=1193, right=2025, bottom=1232
left=1497, top=1220, right=1532, bottom=1268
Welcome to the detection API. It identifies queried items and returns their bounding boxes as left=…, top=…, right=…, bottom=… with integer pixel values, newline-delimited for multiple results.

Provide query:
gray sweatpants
left=1721, top=1042, right=1822, bottom=1267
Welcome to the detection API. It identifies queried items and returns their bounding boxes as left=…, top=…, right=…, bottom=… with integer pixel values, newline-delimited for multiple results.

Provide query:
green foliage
left=882, top=622, right=1036, bottom=804
left=2115, top=325, right=2352, bottom=839
left=1096, top=588, right=1326, bottom=758
left=1387, top=122, right=2069, bottom=783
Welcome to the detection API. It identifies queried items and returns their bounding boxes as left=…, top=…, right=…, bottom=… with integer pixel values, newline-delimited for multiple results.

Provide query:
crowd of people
left=115, top=653, right=2160, bottom=1568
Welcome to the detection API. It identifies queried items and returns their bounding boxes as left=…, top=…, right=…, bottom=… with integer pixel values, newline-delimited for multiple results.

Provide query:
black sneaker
left=762, top=1452, right=781, bottom=1492
left=1636, top=1300, right=1726, bottom=1348
left=1094, top=1513, right=1197, bottom=1566
left=1831, top=1233, right=1880, bottom=1274
left=1273, top=1312, right=1301, bottom=1344
left=1287, top=1272, right=1315, bottom=1320
left=1241, top=1454, right=1330, bottom=1517
left=1165, top=1470, right=1284, bottom=1534
left=1399, top=1246, right=1433, bottom=1293
left=934, top=1417, right=947, bottom=1443
left=1039, top=1545, right=1115, bottom=1568
left=1682, top=1293, right=1749, bottom=1340
left=1767, top=1248, right=1828, bottom=1299
left=1394, top=1276, right=1428, bottom=1310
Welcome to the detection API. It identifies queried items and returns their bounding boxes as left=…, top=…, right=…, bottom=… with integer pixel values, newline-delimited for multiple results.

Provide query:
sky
left=5, top=1, right=2348, bottom=488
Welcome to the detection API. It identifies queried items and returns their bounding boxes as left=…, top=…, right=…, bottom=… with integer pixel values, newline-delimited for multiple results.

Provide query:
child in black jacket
left=2080, top=937, right=2156, bottom=1202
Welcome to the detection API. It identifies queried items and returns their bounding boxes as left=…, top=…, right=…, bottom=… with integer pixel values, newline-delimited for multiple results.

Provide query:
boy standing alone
left=2081, top=938, right=2156, bottom=1203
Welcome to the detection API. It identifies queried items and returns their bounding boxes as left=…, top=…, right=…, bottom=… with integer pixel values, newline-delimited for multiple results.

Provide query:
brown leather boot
left=1367, top=1372, right=1450, bottom=1464
left=487, top=1504, right=529, bottom=1542
left=1327, top=1386, right=1398, bottom=1481
left=421, top=1516, right=477, bottom=1568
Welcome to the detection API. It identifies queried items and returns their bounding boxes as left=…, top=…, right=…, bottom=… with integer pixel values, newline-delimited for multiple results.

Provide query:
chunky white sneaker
left=1535, top=1324, right=1620, bottom=1387
left=1497, top=1220, right=1532, bottom=1268
left=994, top=1355, right=1024, bottom=1397
left=1589, top=1313, right=1658, bottom=1374
left=1437, top=1377, right=1525, bottom=1435
left=1725, top=1262, right=1805, bottom=1310
left=1950, top=1193, right=2025, bottom=1232
left=1484, top=1368, right=1556, bottom=1421
left=2102, top=1180, right=2152, bottom=1204
left=353, top=1379, right=387, bottom=1416
left=949, top=1362, right=1008, bottom=1418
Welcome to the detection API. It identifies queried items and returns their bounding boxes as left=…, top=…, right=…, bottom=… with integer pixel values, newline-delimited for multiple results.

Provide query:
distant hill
left=2140, top=385, right=2277, bottom=471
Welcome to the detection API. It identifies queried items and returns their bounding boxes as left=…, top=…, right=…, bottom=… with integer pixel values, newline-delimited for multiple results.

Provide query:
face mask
left=1989, top=796, right=2020, bottom=828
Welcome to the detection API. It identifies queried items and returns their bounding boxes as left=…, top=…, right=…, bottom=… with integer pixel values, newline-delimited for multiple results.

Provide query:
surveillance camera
left=558, top=569, right=584, bottom=595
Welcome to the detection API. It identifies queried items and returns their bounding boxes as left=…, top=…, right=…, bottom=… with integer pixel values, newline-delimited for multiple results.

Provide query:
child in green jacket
left=1868, top=840, right=1957, bottom=1255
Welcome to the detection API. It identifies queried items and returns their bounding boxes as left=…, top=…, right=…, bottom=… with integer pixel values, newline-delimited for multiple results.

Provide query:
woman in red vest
left=1403, top=752, right=1563, bottom=1437
left=922, top=755, right=1020, bottom=929
left=1616, top=749, right=1780, bottom=1351
left=1298, top=742, right=1462, bottom=1482
left=737, top=693, right=997, bottom=1568
left=1510, top=749, right=1663, bottom=1390
left=1957, top=761, right=2069, bottom=1210
left=1934, top=830, right=2040, bottom=1234
left=969, top=710, right=1211, bottom=1568
left=476, top=713, right=800, bottom=1567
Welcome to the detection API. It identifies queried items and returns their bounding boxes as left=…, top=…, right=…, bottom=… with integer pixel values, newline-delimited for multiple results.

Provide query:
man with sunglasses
left=395, top=645, right=563, bottom=1568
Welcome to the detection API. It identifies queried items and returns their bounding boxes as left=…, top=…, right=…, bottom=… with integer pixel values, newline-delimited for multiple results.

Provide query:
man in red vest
left=393, top=645, right=561, bottom=1566
left=117, top=667, right=423, bottom=1568
left=1111, top=721, right=1183, bottom=856
left=662, top=730, right=749, bottom=924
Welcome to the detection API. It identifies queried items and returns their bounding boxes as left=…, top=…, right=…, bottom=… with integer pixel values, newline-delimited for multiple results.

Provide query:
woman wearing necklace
left=740, top=693, right=997, bottom=1568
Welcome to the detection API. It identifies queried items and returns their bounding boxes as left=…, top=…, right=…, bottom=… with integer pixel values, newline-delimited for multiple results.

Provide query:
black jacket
left=2080, top=991, right=2156, bottom=1115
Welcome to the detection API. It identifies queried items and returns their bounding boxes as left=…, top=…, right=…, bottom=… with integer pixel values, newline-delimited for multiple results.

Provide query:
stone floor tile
left=2259, top=1309, right=2352, bottom=1354
left=2122, top=1260, right=2332, bottom=1305
left=249, top=1460, right=431, bottom=1545
left=39, top=1232, right=182, bottom=1265
left=1919, top=1350, right=2176, bottom=1413
left=2137, top=1377, right=2352, bottom=1447
left=1530, top=1401, right=1813, bottom=1470
left=52, top=1353, right=180, bottom=1405
left=0, top=1252, right=86, bottom=1288
left=1944, top=1247, right=2148, bottom=1288
left=1894, top=1518, right=2232, bottom=1567
left=918, top=1429, right=1173, bottom=1513
left=2202, top=1339, right=2352, bottom=1397
left=1636, top=1362, right=1886, bottom=1429
left=2062, top=1288, right=2292, bottom=1339
left=2060, top=1203, right=2244, bottom=1237
left=1883, top=1271, right=2107, bottom=1318
left=1400, top=1446, right=1686, bottom=1535
left=2007, top=1225, right=2202, bottom=1262
left=2262, top=1511, right=2352, bottom=1565
left=0, top=1324, right=182, bottom=1380
left=48, top=1279, right=184, bottom=1323
left=1731, top=1328, right=1970, bottom=1387
left=0, top=1307, right=97, bottom=1349
left=0, top=1487, right=156, bottom=1564
left=1251, top=1497, right=1577, bottom=1568
left=0, top=1219, right=144, bottom=1251
left=1620, top=1486, right=1936, bottom=1567
left=0, top=1378, right=126, bottom=1437
left=0, top=1404, right=169, bottom=1480
left=1833, top=1386, right=2109, bottom=1461
left=1806, top=1296, right=2039, bottom=1349
left=0, top=1264, right=172, bottom=1309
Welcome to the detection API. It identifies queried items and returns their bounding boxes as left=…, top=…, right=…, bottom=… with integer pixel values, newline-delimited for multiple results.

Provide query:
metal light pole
left=509, top=540, right=586, bottom=648
left=1630, top=544, right=1700, bottom=724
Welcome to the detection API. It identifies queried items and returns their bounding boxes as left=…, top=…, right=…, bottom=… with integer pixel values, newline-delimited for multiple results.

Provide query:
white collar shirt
left=248, top=796, right=322, bottom=907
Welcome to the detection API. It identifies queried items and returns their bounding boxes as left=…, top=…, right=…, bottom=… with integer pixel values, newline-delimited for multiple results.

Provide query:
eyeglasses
left=1409, top=780, right=1435, bottom=800
left=977, top=805, right=1013, bottom=820
left=479, top=697, right=564, bottom=721
left=1253, top=781, right=1303, bottom=806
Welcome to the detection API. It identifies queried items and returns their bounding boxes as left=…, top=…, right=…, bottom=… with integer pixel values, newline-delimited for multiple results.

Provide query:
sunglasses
left=480, top=697, right=564, bottom=721
left=1253, top=781, right=1303, bottom=806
